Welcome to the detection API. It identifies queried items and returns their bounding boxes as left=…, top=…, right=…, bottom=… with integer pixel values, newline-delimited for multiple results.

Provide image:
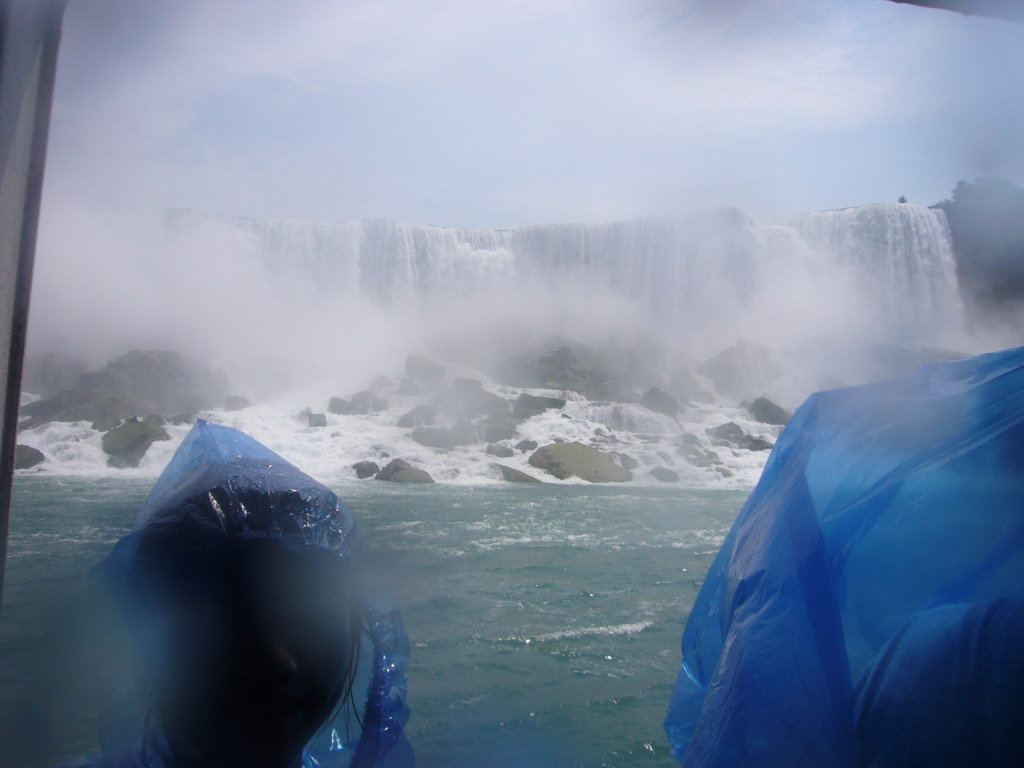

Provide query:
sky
left=42, top=0, right=1024, bottom=229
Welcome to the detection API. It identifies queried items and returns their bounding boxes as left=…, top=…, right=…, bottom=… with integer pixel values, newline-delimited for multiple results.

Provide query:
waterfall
left=153, top=202, right=964, bottom=350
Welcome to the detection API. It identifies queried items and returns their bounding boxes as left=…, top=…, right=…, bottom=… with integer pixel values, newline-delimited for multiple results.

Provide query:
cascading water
left=161, top=202, right=964, bottom=350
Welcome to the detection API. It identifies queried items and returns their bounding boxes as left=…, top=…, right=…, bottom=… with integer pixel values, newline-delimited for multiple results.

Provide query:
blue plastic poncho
left=665, top=346, right=1024, bottom=767
left=72, top=420, right=413, bottom=768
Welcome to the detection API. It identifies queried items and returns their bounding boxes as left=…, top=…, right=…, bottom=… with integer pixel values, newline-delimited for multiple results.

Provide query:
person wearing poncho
left=61, top=421, right=414, bottom=768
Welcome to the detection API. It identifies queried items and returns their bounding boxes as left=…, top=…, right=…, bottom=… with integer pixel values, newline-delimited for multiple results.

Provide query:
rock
left=688, top=452, right=722, bottom=468
left=676, top=433, right=704, bottom=458
left=512, top=393, right=567, bottom=420
left=73, top=349, right=228, bottom=414
left=705, top=422, right=747, bottom=444
left=495, top=345, right=614, bottom=398
left=706, top=422, right=773, bottom=451
left=170, top=413, right=196, bottom=426
left=397, top=404, right=439, bottom=429
left=612, top=452, right=639, bottom=470
left=433, top=379, right=509, bottom=420
left=739, top=435, right=774, bottom=451
left=486, top=443, right=515, bottom=458
left=352, top=460, right=380, bottom=479
left=307, top=412, right=327, bottom=427
left=650, top=466, right=680, bottom=483
left=102, top=418, right=169, bottom=468
left=21, top=354, right=88, bottom=399
left=698, top=339, right=782, bottom=402
left=483, top=422, right=517, bottom=443
left=515, top=439, right=538, bottom=452
left=225, top=395, right=251, bottom=411
left=396, top=378, right=422, bottom=396
left=410, top=427, right=468, bottom=449
left=747, top=397, right=791, bottom=426
left=19, top=390, right=140, bottom=431
left=375, top=458, right=434, bottom=483
left=406, top=356, right=446, bottom=390
left=14, top=444, right=44, bottom=469
left=642, top=387, right=683, bottom=418
left=491, top=463, right=541, bottom=483
left=528, top=442, right=632, bottom=483
left=349, top=390, right=388, bottom=414
left=328, top=397, right=353, bottom=415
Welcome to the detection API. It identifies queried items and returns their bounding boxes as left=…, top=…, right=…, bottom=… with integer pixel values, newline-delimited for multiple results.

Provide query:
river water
left=0, top=477, right=746, bottom=768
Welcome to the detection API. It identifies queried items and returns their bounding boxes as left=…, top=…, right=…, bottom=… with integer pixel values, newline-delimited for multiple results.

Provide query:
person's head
left=112, top=518, right=361, bottom=768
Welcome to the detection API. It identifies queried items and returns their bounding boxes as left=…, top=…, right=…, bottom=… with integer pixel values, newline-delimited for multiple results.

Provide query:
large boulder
left=698, top=339, right=782, bottom=402
left=397, top=404, right=439, bottom=428
left=350, top=390, right=388, bottom=415
left=528, top=442, right=632, bottom=483
left=746, top=397, right=791, bottom=426
left=485, top=443, right=515, bottom=458
left=650, top=466, right=680, bottom=483
left=376, top=458, right=434, bottom=483
left=642, top=387, right=683, bottom=418
left=21, top=354, right=87, bottom=399
left=495, top=345, right=614, bottom=398
left=307, top=412, right=327, bottom=427
left=410, top=427, right=470, bottom=449
left=433, top=379, right=509, bottom=420
left=406, top=355, right=446, bottom=390
left=490, top=463, right=542, bottom=483
left=483, top=421, right=517, bottom=443
left=102, top=418, right=169, bottom=468
left=19, top=391, right=139, bottom=431
left=352, top=460, right=380, bottom=479
left=512, top=393, right=567, bottom=420
left=515, top=439, right=538, bottom=452
left=14, top=445, right=44, bottom=469
left=328, top=396, right=353, bottom=415
left=706, top=422, right=773, bottom=451
left=72, top=350, right=228, bottom=415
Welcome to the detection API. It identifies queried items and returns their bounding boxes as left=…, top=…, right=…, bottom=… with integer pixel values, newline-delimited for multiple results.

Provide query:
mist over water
left=28, top=197, right=969, bottom=400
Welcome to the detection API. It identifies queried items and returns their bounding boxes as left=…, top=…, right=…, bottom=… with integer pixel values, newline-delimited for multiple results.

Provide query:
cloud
left=44, top=0, right=1024, bottom=228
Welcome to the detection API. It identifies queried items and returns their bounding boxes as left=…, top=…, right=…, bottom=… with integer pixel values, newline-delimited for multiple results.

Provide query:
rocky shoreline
left=15, top=339, right=966, bottom=485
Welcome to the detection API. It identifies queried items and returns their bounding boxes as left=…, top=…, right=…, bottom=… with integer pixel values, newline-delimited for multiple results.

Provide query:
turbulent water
left=0, top=477, right=745, bottom=768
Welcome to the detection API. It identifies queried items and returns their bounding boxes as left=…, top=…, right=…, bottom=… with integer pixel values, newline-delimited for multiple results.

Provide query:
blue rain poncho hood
left=665, top=346, right=1024, bottom=767
left=80, top=420, right=414, bottom=768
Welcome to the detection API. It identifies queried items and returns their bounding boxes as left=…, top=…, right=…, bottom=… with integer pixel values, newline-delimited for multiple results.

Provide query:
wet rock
left=528, top=442, right=632, bottom=483
left=698, top=339, right=782, bottom=402
left=19, top=391, right=140, bottom=431
left=612, top=452, right=639, bottom=470
left=102, top=418, right=169, bottom=469
left=352, top=460, right=380, bottom=479
left=411, top=427, right=467, bottom=449
left=483, top=422, right=517, bottom=443
left=485, top=443, right=515, bottom=458
left=642, top=387, right=683, bottom=418
left=14, top=445, right=44, bottom=469
left=706, top=421, right=773, bottom=451
left=350, top=390, right=388, bottom=415
left=397, top=404, right=439, bottom=428
left=375, top=458, right=434, bottom=483
left=406, top=356, right=446, bottom=390
left=72, top=350, right=228, bottom=415
left=746, top=397, right=791, bottom=426
left=512, top=393, right=567, bottom=420
left=705, top=422, right=746, bottom=444
left=307, top=412, right=327, bottom=427
left=433, top=379, right=509, bottom=420
left=328, top=397, right=353, bottom=415
left=225, top=395, right=251, bottom=411
left=490, top=463, right=542, bottom=483
left=170, top=413, right=196, bottom=426
left=515, top=439, right=538, bottom=452
left=650, top=466, right=680, bottom=483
